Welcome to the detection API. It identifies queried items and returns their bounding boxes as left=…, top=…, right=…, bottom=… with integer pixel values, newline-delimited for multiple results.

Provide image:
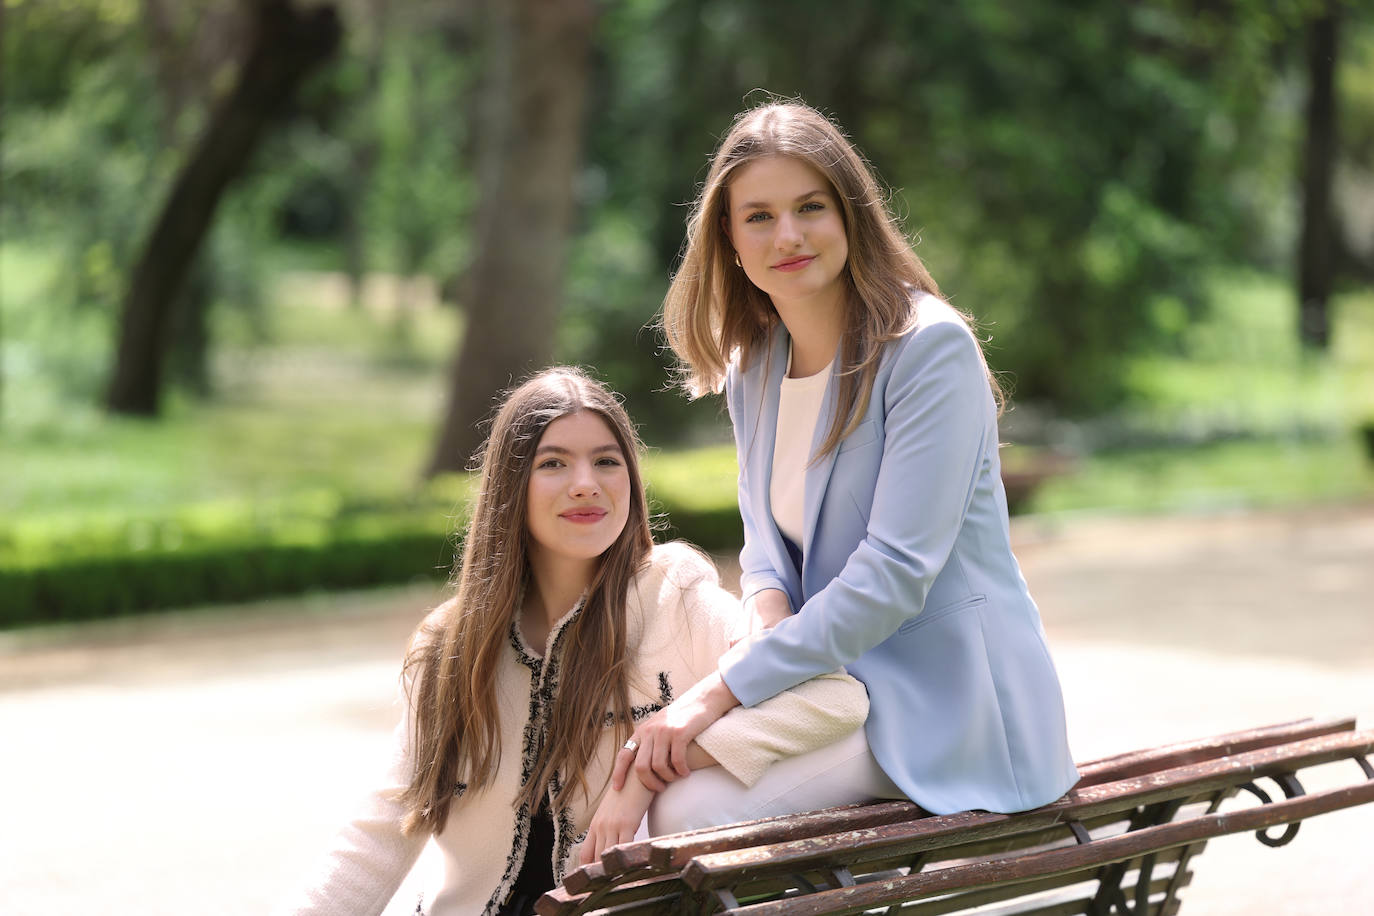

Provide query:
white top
left=770, top=347, right=832, bottom=548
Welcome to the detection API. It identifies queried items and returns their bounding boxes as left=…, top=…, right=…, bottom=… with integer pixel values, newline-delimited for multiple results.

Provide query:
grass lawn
left=1120, top=272, right=1374, bottom=435
left=1024, top=435, right=1374, bottom=516
left=1018, top=271, right=1374, bottom=515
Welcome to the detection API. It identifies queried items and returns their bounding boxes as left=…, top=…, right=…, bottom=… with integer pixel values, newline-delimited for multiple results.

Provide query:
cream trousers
left=646, top=725, right=904, bottom=836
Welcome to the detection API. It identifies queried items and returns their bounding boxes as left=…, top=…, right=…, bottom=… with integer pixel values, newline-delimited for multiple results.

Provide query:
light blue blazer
left=720, top=296, right=1078, bottom=815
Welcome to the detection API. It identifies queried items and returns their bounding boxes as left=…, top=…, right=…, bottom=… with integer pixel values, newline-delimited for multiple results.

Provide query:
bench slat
left=559, top=801, right=928, bottom=897
left=1074, top=716, right=1355, bottom=787
left=613, top=801, right=927, bottom=873
left=539, top=871, right=687, bottom=916
left=719, top=840, right=1192, bottom=911
left=887, top=863, right=1194, bottom=916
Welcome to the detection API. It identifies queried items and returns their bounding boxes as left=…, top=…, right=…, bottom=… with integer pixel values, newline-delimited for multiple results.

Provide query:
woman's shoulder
left=640, top=540, right=721, bottom=592
left=624, top=542, right=727, bottom=644
left=908, top=293, right=976, bottom=338
left=414, top=596, right=457, bottom=637
left=885, top=293, right=984, bottom=368
left=627, top=541, right=724, bottom=620
left=629, top=542, right=737, bottom=651
left=403, top=597, right=458, bottom=671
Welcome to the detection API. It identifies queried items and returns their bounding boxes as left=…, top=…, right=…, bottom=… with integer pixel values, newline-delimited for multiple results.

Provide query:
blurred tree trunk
left=143, top=0, right=252, bottom=146
left=425, top=0, right=597, bottom=475
left=167, top=261, right=214, bottom=396
left=140, top=0, right=254, bottom=395
left=1297, top=1, right=1339, bottom=351
left=105, top=0, right=340, bottom=416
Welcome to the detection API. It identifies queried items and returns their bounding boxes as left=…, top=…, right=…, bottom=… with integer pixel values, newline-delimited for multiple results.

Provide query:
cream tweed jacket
left=282, top=542, right=869, bottom=916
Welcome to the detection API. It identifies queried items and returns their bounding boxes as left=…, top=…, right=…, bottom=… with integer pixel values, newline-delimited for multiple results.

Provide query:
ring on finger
left=623, top=738, right=639, bottom=752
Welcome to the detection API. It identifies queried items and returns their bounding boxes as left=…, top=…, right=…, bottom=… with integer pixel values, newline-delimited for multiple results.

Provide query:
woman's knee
left=649, top=730, right=900, bottom=836
left=648, top=769, right=748, bottom=836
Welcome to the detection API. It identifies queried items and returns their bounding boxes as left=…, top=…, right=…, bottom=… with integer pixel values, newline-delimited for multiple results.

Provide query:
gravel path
left=2, top=504, right=1371, bottom=915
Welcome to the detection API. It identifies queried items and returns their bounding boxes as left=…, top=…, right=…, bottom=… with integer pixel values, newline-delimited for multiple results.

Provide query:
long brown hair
left=400, top=367, right=654, bottom=835
left=661, top=99, right=1001, bottom=458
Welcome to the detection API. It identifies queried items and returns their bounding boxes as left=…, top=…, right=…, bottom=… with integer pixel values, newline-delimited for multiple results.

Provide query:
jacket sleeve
left=720, top=318, right=994, bottom=708
left=673, top=556, right=869, bottom=788
left=277, top=708, right=428, bottom=916
left=726, top=363, right=792, bottom=605
left=695, top=635, right=869, bottom=787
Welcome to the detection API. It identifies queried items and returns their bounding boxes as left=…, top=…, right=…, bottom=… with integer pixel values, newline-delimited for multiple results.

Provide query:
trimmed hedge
left=0, top=532, right=453, bottom=626
left=0, top=491, right=744, bottom=628
left=651, top=504, right=744, bottom=556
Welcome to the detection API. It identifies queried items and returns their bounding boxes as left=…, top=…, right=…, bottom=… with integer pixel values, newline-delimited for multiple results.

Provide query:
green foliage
left=0, top=1, right=277, bottom=402
left=8, top=0, right=1372, bottom=435
left=643, top=445, right=738, bottom=513
left=5, top=0, right=1374, bottom=629
left=874, top=1, right=1302, bottom=410
left=1120, top=274, right=1374, bottom=435
left=557, top=212, right=728, bottom=443
left=1343, top=21, right=1374, bottom=164
left=0, top=284, right=739, bottom=625
left=642, top=444, right=744, bottom=548
left=5, top=267, right=1372, bottom=626
left=568, top=0, right=1346, bottom=420
left=0, top=397, right=477, bottom=627
left=366, top=32, right=472, bottom=277
left=1025, top=434, right=1374, bottom=516
left=1002, top=269, right=1374, bottom=507
left=2, top=0, right=141, bottom=108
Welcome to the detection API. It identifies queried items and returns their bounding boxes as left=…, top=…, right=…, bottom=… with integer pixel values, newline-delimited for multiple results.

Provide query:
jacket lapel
left=748, top=328, right=800, bottom=601
left=800, top=342, right=844, bottom=594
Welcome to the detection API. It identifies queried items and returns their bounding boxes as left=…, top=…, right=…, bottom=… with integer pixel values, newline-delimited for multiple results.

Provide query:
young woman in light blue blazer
left=614, top=100, right=1078, bottom=821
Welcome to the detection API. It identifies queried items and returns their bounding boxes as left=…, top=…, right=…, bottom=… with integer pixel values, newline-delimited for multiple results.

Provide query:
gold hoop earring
left=734, top=253, right=742, bottom=268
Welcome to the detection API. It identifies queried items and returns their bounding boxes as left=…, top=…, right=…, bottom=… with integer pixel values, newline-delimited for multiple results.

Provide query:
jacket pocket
left=897, top=594, right=988, bottom=634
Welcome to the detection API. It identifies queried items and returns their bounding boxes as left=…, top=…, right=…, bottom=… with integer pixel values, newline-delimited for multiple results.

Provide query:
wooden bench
left=540, top=717, right=1374, bottom=915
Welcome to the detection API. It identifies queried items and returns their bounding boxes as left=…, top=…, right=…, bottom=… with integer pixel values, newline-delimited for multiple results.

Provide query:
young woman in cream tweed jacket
left=281, top=369, right=868, bottom=916
left=286, top=542, right=864, bottom=916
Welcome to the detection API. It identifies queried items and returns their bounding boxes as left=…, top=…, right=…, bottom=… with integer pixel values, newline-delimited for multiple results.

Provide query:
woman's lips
left=560, top=508, right=608, bottom=524
left=773, top=255, right=816, bottom=272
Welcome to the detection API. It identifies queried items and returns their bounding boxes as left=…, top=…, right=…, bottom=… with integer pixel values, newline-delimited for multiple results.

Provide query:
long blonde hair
left=661, top=100, right=999, bottom=457
left=400, top=367, right=654, bottom=835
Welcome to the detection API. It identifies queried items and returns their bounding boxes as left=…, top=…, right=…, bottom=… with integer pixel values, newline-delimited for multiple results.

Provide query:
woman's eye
left=538, top=459, right=563, bottom=470
left=744, top=211, right=770, bottom=223
left=596, top=457, right=623, bottom=468
left=800, top=201, right=824, bottom=213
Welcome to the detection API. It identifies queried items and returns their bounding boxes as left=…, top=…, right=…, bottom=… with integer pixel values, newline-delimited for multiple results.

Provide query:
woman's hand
left=745, top=588, right=792, bottom=635
left=611, top=672, right=740, bottom=792
left=580, top=774, right=655, bottom=865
